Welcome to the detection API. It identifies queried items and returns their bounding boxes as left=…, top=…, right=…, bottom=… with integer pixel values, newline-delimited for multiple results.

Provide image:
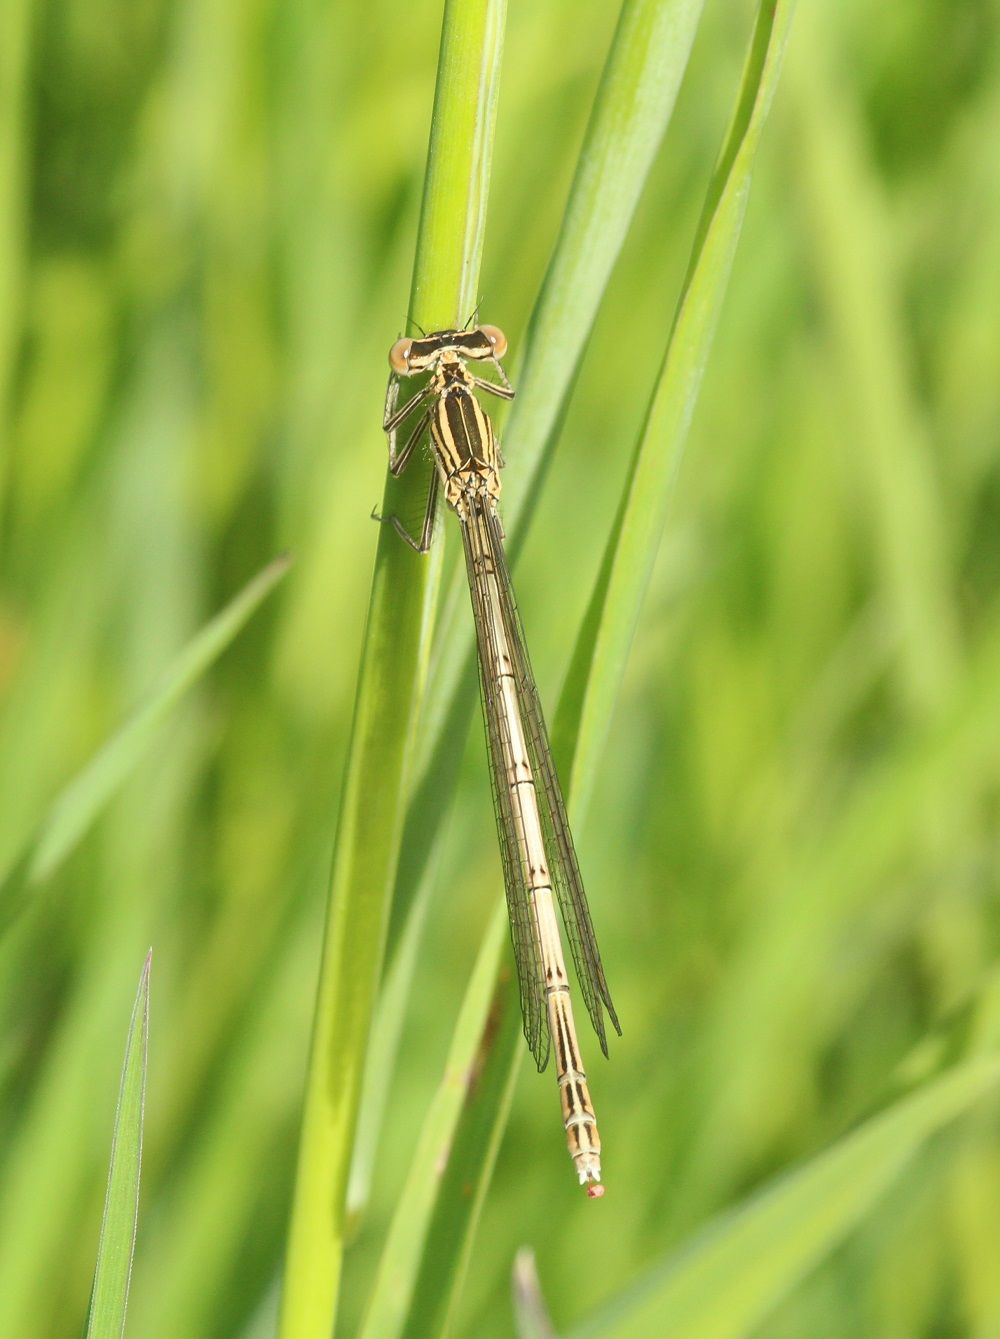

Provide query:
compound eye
left=479, top=324, right=507, bottom=358
left=389, top=337, right=413, bottom=373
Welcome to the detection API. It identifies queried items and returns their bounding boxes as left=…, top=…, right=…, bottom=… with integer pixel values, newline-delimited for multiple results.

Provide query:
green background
left=2, top=0, right=1000, bottom=1335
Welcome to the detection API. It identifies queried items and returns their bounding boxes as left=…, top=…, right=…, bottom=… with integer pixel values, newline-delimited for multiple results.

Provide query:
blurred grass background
left=2, top=0, right=1000, bottom=1336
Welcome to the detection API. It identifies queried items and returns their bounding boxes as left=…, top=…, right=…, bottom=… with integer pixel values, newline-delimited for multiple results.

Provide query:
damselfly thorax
left=380, top=325, right=512, bottom=549
left=428, top=358, right=502, bottom=517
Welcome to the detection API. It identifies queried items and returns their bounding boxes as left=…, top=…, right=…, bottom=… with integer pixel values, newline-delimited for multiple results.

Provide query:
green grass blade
left=554, top=0, right=796, bottom=819
left=402, top=958, right=523, bottom=1339
left=358, top=908, right=507, bottom=1339
left=0, top=0, right=31, bottom=491
left=121, top=919, right=314, bottom=1338
left=84, top=951, right=151, bottom=1339
left=502, top=0, right=706, bottom=529
left=397, top=3, right=794, bottom=1329
left=384, top=0, right=508, bottom=543
left=568, top=1056, right=1000, bottom=1339
left=0, top=554, right=291, bottom=927
left=277, top=6, right=506, bottom=1337
left=345, top=886, right=430, bottom=1223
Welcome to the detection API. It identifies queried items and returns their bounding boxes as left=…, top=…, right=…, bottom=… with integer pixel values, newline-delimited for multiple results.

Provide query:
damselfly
left=378, top=324, right=620, bottom=1190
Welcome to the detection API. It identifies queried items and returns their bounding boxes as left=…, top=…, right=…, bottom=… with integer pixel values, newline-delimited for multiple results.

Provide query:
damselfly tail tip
left=576, top=1155, right=602, bottom=1189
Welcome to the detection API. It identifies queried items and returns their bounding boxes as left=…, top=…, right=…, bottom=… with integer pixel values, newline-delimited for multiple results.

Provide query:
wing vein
left=461, top=503, right=551, bottom=1071
left=480, top=506, right=620, bottom=1055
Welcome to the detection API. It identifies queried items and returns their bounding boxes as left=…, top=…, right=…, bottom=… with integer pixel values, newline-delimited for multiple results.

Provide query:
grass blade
left=345, top=885, right=431, bottom=1222
left=0, top=554, right=291, bottom=928
left=277, top=6, right=507, bottom=1336
left=402, top=945, right=523, bottom=1339
left=554, top=0, right=796, bottom=818
left=0, top=0, right=31, bottom=485
left=568, top=1056, right=1000, bottom=1339
left=357, top=909, right=507, bottom=1339
left=503, top=0, right=706, bottom=529
left=84, top=950, right=151, bottom=1339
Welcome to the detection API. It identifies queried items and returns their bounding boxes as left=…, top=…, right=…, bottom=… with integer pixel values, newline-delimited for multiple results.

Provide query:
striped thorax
left=426, top=353, right=502, bottom=516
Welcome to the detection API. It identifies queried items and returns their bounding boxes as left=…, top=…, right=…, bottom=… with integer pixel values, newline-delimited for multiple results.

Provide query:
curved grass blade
left=345, top=885, right=431, bottom=1222
left=567, top=1055, right=1000, bottom=1339
left=357, top=909, right=507, bottom=1339
left=402, top=941, right=524, bottom=1339
left=277, top=6, right=507, bottom=1336
left=554, top=0, right=796, bottom=818
left=0, top=554, right=291, bottom=931
left=501, top=0, right=706, bottom=529
left=0, top=0, right=31, bottom=475
left=84, top=950, right=151, bottom=1339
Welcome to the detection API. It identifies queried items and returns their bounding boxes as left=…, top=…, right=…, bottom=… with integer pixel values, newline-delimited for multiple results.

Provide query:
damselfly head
left=388, top=325, right=508, bottom=375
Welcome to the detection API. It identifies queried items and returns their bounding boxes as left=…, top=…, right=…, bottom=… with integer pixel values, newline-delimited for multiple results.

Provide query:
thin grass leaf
left=567, top=1055, right=1000, bottom=1339
left=500, top=0, right=705, bottom=526
left=277, top=6, right=507, bottom=1336
left=345, top=884, right=431, bottom=1222
left=122, top=919, right=314, bottom=1338
left=0, top=554, right=291, bottom=929
left=402, top=958, right=523, bottom=1339
left=554, top=0, right=796, bottom=818
left=397, top=3, right=794, bottom=1330
left=357, top=909, right=507, bottom=1339
left=0, top=0, right=31, bottom=458
left=84, top=951, right=151, bottom=1339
